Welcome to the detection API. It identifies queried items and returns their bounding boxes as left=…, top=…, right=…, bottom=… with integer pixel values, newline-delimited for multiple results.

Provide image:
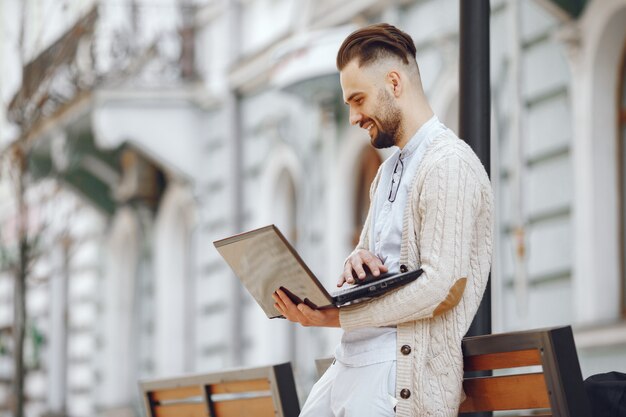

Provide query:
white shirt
left=369, top=115, right=447, bottom=271
left=335, top=115, right=447, bottom=367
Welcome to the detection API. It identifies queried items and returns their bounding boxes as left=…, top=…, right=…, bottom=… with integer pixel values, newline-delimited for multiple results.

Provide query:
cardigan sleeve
left=339, top=153, right=485, bottom=330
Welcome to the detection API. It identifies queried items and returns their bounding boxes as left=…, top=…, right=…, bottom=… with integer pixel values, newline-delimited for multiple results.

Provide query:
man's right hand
left=338, top=249, right=388, bottom=287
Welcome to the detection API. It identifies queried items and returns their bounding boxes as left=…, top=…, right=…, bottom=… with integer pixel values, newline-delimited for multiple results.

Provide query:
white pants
left=299, top=360, right=397, bottom=417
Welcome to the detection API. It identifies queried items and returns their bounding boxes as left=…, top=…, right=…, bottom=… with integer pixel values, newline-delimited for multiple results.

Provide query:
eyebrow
left=344, top=92, right=363, bottom=105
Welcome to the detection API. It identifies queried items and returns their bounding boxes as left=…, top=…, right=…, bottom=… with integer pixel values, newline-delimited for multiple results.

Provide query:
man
left=272, top=23, right=493, bottom=417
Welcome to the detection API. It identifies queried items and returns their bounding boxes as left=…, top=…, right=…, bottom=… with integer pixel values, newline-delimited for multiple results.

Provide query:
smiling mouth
left=361, top=121, right=375, bottom=133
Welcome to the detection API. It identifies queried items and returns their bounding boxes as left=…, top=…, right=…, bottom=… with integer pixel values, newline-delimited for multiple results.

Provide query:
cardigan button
left=400, top=389, right=411, bottom=399
left=400, top=345, right=412, bottom=355
left=400, top=264, right=408, bottom=273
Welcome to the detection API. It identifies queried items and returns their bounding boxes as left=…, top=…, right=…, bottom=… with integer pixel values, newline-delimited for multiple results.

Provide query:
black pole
left=460, top=0, right=491, bottom=338
left=460, top=2, right=491, bottom=416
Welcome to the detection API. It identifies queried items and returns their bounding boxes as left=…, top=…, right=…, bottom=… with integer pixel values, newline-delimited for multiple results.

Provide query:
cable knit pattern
left=339, top=130, right=494, bottom=417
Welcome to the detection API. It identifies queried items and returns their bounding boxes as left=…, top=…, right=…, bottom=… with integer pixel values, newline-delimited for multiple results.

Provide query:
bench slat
left=502, top=414, right=552, bottom=417
left=459, top=373, right=550, bottom=413
left=210, top=378, right=270, bottom=394
left=213, top=397, right=276, bottom=416
left=511, top=414, right=552, bottom=417
left=151, top=386, right=203, bottom=402
left=464, top=348, right=542, bottom=371
left=154, top=403, right=208, bottom=417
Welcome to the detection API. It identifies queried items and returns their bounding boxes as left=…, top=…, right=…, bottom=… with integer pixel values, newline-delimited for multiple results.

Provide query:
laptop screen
left=214, top=225, right=333, bottom=318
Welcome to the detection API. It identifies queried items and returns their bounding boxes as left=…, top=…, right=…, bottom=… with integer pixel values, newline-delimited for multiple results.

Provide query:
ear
left=387, top=71, right=402, bottom=97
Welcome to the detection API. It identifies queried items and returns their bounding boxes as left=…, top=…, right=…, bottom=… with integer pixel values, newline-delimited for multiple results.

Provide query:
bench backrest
left=459, top=326, right=590, bottom=416
left=315, top=326, right=590, bottom=417
left=139, top=362, right=300, bottom=417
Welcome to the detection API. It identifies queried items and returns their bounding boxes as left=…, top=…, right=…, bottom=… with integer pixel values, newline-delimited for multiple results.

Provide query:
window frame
left=618, top=41, right=626, bottom=318
left=352, top=147, right=382, bottom=247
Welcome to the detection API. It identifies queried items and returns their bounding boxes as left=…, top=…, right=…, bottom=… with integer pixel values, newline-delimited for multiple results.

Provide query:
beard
left=370, top=89, right=403, bottom=149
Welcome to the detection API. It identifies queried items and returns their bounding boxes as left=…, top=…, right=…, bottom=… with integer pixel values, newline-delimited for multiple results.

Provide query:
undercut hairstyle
left=336, top=23, right=418, bottom=72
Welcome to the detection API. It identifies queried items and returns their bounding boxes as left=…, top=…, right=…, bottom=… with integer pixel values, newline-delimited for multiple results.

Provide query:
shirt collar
left=399, top=115, right=440, bottom=160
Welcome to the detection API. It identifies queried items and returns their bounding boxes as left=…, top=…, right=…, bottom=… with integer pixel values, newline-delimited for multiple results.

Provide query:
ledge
left=573, top=320, right=626, bottom=350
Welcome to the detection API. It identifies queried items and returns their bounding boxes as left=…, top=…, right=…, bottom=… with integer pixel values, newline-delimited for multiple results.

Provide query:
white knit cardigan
left=339, top=130, right=494, bottom=417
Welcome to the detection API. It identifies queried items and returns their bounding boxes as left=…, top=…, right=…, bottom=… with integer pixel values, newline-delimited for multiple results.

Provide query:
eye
left=356, top=97, right=364, bottom=105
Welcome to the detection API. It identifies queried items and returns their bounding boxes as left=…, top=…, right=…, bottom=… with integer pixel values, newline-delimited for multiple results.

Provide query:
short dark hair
left=336, top=23, right=417, bottom=71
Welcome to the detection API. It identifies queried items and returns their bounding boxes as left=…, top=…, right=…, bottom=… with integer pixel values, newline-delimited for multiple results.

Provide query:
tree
left=10, top=143, right=29, bottom=417
left=0, top=2, right=39, bottom=416
left=0, top=142, right=33, bottom=417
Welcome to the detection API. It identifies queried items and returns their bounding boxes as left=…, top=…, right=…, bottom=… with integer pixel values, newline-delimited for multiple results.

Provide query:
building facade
left=0, top=0, right=625, bottom=416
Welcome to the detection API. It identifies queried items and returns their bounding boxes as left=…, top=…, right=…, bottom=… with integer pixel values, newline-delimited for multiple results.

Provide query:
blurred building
left=0, top=0, right=624, bottom=416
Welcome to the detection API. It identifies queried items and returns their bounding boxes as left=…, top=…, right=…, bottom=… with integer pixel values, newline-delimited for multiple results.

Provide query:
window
left=353, top=147, right=382, bottom=246
left=154, top=186, right=195, bottom=375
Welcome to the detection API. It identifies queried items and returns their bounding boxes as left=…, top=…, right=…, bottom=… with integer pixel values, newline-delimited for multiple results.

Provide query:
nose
left=349, top=106, right=362, bottom=126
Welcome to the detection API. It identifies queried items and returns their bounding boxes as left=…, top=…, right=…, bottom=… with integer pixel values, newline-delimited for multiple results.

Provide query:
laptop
left=213, top=225, right=423, bottom=319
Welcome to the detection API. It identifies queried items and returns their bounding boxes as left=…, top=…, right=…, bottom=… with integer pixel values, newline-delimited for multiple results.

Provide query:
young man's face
left=340, top=60, right=403, bottom=149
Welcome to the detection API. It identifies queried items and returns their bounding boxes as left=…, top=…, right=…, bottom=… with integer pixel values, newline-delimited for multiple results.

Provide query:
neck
left=396, top=98, right=434, bottom=149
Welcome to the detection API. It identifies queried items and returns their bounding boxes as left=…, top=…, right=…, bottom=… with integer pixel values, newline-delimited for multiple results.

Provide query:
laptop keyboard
left=333, top=272, right=393, bottom=295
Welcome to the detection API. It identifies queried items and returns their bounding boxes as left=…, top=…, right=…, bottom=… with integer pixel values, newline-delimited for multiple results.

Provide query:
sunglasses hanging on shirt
left=388, top=155, right=404, bottom=202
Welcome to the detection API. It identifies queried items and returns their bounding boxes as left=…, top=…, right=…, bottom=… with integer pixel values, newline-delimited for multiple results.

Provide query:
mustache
left=359, top=119, right=374, bottom=129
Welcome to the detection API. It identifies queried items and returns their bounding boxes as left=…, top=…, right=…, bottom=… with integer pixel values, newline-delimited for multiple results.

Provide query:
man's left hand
left=272, top=289, right=340, bottom=327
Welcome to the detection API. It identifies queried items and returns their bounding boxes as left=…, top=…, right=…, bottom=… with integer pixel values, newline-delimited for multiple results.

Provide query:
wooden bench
left=460, top=326, right=590, bottom=416
left=316, top=326, right=591, bottom=417
left=139, top=362, right=300, bottom=417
